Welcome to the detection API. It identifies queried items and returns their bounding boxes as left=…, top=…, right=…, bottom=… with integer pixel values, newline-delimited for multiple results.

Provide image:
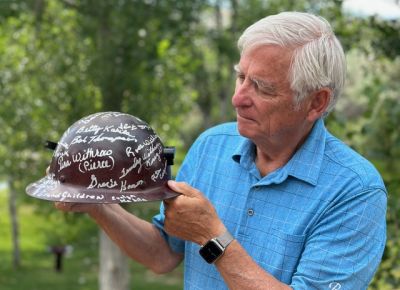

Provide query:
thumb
left=167, top=180, right=201, bottom=198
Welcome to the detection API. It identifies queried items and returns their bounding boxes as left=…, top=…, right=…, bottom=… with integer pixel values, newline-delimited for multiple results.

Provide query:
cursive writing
left=111, top=195, right=147, bottom=203
left=88, top=133, right=137, bottom=144
left=120, top=157, right=143, bottom=179
left=120, top=179, right=145, bottom=192
left=88, top=174, right=118, bottom=189
left=78, top=158, right=114, bottom=173
left=72, top=148, right=113, bottom=163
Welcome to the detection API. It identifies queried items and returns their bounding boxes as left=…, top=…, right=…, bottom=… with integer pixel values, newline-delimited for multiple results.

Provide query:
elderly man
left=56, top=12, right=387, bottom=290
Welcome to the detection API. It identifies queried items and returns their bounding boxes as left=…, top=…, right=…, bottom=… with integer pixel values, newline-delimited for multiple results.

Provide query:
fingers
left=167, top=180, right=201, bottom=198
left=162, top=182, right=224, bottom=244
left=54, top=201, right=73, bottom=212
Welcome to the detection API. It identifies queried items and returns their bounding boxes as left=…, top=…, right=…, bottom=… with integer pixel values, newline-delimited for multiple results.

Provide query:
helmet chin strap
left=163, top=146, right=176, bottom=180
left=45, top=140, right=58, bottom=151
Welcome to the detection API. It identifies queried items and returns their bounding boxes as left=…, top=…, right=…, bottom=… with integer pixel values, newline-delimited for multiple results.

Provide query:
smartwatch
left=199, top=230, right=234, bottom=264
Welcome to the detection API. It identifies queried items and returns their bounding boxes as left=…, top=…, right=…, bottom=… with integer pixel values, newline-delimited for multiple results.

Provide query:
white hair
left=237, top=12, right=346, bottom=115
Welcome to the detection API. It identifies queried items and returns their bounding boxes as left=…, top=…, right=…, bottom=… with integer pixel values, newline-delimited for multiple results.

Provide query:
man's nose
left=232, top=80, right=253, bottom=108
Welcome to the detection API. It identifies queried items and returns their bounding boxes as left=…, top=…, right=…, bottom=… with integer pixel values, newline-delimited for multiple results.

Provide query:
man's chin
left=237, top=123, right=254, bottom=139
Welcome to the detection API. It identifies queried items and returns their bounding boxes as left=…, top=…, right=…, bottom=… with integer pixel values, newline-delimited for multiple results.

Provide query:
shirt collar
left=232, top=118, right=326, bottom=186
left=285, top=118, right=326, bottom=185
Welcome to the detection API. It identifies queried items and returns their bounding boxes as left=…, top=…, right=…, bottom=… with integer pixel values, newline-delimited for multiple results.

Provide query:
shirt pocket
left=260, top=227, right=306, bottom=284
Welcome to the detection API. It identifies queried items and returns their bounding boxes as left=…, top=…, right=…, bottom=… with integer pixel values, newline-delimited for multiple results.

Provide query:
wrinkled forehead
left=238, top=45, right=294, bottom=77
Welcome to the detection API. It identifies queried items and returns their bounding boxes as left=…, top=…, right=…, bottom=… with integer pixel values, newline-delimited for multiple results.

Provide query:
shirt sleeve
left=152, top=201, right=185, bottom=253
left=290, top=188, right=387, bottom=290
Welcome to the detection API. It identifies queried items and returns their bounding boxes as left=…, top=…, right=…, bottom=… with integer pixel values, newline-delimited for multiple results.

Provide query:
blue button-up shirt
left=153, top=118, right=387, bottom=290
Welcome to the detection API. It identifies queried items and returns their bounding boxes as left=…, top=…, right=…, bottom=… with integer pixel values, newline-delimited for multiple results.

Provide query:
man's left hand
left=163, top=180, right=226, bottom=245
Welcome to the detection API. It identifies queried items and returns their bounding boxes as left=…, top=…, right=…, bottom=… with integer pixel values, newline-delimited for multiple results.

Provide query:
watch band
left=215, top=230, right=234, bottom=248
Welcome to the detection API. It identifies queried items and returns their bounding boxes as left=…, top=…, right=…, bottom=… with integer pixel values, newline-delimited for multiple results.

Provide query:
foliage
left=327, top=50, right=400, bottom=289
left=0, top=0, right=101, bottom=195
left=0, top=0, right=399, bottom=289
left=0, top=189, right=182, bottom=290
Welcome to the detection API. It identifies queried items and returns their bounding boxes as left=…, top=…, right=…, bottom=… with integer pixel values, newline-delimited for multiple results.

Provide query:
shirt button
left=247, top=208, right=254, bottom=216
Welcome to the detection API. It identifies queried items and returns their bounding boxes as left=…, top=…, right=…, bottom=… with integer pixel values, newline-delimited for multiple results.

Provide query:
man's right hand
left=45, top=166, right=104, bottom=215
left=54, top=201, right=103, bottom=216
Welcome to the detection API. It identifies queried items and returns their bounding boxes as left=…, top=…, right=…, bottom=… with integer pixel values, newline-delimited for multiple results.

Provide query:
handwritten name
left=151, top=161, right=167, bottom=182
left=134, top=134, right=158, bottom=153
left=76, top=125, right=104, bottom=135
left=71, top=135, right=88, bottom=144
left=88, top=174, right=118, bottom=189
left=54, top=149, right=69, bottom=159
left=72, top=148, right=113, bottom=163
left=58, top=157, right=72, bottom=171
left=78, top=158, right=114, bottom=173
left=120, top=179, right=145, bottom=192
left=88, top=133, right=137, bottom=144
left=126, top=147, right=136, bottom=158
left=120, top=157, right=143, bottom=179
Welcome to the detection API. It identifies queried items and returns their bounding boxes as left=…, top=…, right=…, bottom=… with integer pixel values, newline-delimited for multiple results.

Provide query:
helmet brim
left=26, top=175, right=179, bottom=203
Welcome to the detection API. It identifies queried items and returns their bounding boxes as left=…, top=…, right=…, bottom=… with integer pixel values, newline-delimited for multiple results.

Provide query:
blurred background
left=0, top=0, right=399, bottom=289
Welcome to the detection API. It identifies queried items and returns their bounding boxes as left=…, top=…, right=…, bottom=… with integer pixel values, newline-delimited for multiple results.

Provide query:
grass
left=0, top=188, right=183, bottom=290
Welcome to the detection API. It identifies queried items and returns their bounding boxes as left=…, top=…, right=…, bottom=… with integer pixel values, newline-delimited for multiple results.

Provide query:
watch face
left=199, top=240, right=224, bottom=264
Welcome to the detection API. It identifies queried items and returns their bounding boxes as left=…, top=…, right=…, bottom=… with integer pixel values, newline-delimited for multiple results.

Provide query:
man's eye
left=236, top=73, right=245, bottom=83
left=259, top=88, right=274, bottom=95
left=259, top=88, right=277, bottom=97
left=252, top=79, right=276, bottom=97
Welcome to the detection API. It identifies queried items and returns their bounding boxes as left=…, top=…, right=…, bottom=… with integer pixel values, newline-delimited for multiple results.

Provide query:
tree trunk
left=99, top=230, right=130, bottom=290
left=95, top=4, right=130, bottom=289
left=8, top=179, right=21, bottom=269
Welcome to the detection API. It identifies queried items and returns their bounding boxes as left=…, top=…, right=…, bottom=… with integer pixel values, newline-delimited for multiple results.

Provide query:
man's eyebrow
left=233, top=64, right=242, bottom=73
left=233, top=64, right=277, bottom=93
left=251, top=77, right=276, bottom=91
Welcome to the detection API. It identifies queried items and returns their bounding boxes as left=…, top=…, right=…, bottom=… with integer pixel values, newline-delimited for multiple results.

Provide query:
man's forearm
left=89, top=204, right=183, bottom=274
left=164, top=181, right=291, bottom=288
left=216, top=240, right=292, bottom=290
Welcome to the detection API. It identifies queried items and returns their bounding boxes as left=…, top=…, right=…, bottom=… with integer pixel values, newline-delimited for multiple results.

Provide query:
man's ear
left=306, top=88, right=332, bottom=121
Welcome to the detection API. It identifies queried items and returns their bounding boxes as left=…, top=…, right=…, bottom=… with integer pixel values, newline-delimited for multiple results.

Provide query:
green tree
left=1, top=0, right=399, bottom=289
left=1, top=0, right=207, bottom=289
left=0, top=0, right=100, bottom=268
left=328, top=49, right=400, bottom=290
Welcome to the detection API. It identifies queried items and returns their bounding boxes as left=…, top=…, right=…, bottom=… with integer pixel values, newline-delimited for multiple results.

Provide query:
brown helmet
left=26, top=112, right=178, bottom=203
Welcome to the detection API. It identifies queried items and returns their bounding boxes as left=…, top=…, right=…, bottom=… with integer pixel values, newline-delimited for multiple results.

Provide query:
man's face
left=232, top=45, right=312, bottom=146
